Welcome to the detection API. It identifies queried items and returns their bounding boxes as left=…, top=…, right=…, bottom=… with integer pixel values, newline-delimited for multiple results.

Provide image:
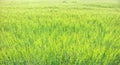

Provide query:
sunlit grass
left=0, top=0, right=120, bottom=65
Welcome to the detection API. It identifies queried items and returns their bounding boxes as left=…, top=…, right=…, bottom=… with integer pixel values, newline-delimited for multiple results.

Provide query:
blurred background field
left=0, top=0, right=120, bottom=65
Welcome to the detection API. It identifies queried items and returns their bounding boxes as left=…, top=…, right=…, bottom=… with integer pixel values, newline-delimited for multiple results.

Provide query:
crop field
left=0, top=0, right=120, bottom=65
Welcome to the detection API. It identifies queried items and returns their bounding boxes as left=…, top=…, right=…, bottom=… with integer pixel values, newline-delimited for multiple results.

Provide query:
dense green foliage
left=0, top=0, right=120, bottom=65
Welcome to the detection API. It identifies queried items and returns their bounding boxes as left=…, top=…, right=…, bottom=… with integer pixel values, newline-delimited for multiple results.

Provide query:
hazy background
left=0, top=0, right=119, bottom=3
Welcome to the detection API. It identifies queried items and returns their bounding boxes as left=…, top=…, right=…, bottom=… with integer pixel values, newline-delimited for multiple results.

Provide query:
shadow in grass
left=62, top=1, right=68, bottom=3
left=82, top=4, right=117, bottom=8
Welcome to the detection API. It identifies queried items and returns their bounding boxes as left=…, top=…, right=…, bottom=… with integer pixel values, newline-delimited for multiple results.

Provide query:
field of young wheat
left=0, top=0, right=120, bottom=65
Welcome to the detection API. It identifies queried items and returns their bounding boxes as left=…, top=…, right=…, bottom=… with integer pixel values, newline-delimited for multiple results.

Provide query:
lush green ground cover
left=0, top=0, right=120, bottom=65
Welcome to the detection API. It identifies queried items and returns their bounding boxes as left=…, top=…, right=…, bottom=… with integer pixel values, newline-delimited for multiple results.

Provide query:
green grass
left=0, top=0, right=120, bottom=65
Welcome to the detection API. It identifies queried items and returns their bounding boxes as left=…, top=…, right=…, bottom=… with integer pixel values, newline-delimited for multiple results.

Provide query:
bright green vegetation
left=0, top=0, right=120, bottom=65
